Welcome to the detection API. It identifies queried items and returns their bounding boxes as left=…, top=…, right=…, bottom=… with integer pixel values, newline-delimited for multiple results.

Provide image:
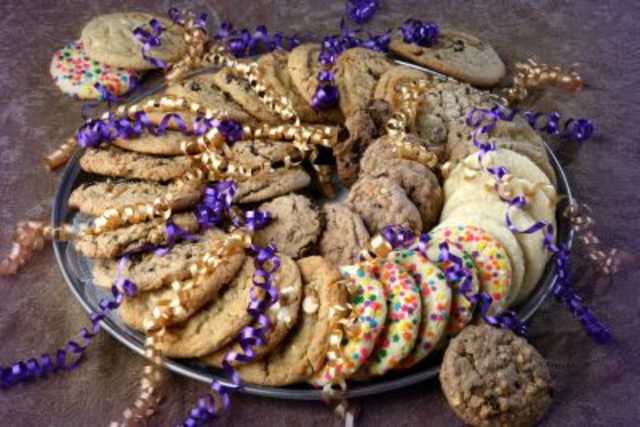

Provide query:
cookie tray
left=52, top=66, right=574, bottom=401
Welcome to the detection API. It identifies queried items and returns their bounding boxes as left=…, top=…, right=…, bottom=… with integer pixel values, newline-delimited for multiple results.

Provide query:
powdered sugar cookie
left=355, top=260, right=421, bottom=376
left=430, top=225, right=512, bottom=314
left=311, top=264, right=387, bottom=386
left=50, top=40, right=139, bottom=99
left=388, top=249, right=451, bottom=368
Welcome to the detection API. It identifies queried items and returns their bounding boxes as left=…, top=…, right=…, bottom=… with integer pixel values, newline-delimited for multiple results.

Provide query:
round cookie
left=387, top=249, right=451, bottom=368
left=50, top=40, right=139, bottom=99
left=231, top=256, right=348, bottom=386
left=444, top=201, right=549, bottom=306
left=319, top=204, right=370, bottom=267
left=223, top=140, right=302, bottom=171
left=311, top=264, right=387, bottom=386
left=440, top=325, right=553, bottom=427
left=347, top=176, right=423, bottom=234
left=355, top=260, right=421, bottom=376
left=438, top=213, right=525, bottom=307
left=362, top=154, right=443, bottom=230
left=203, top=255, right=303, bottom=365
left=112, top=130, right=192, bottom=156
left=287, top=43, right=324, bottom=106
left=81, top=13, right=187, bottom=70
left=253, top=194, right=321, bottom=259
left=418, top=237, right=480, bottom=336
left=374, top=65, right=435, bottom=108
left=390, top=30, right=506, bottom=87
left=153, top=258, right=257, bottom=357
left=234, top=168, right=311, bottom=204
left=431, top=225, right=512, bottom=314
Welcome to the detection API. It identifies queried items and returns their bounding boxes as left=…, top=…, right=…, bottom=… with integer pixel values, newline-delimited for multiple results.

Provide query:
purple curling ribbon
left=133, top=18, right=168, bottom=69
left=168, top=7, right=208, bottom=30
left=215, top=21, right=301, bottom=58
left=465, top=106, right=611, bottom=343
left=346, top=0, right=380, bottom=25
left=181, top=244, right=281, bottom=426
left=399, top=18, right=440, bottom=47
left=153, top=220, right=201, bottom=256
left=1, top=258, right=137, bottom=388
left=195, top=181, right=237, bottom=229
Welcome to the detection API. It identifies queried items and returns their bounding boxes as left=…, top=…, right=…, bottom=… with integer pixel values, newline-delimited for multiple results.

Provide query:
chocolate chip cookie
left=253, top=194, right=322, bottom=259
left=235, top=167, right=311, bottom=204
left=347, top=176, right=423, bottom=234
left=319, top=203, right=370, bottom=267
left=230, top=256, right=348, bottom=385
left=80, top=146, right=193, bottom=182
left=74, top=212, right=198, bottom=258
left=390, top=30, right=506, bottom=87
left=224, top=140, right=302, bottom=171
left=440, top=325, right=553, bottom=427
left=287, top=44, right=324, bottom=106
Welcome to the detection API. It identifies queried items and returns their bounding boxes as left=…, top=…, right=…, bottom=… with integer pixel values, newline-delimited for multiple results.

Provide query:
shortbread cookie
left=447, top=116, right=557, bottom=186
left=319, top=204, right=370, bottom=267
left=355, top=260, right=421, bottom=376
left=440, top=325, right=553, bottom=427
left=390, top=30, right=506, bottom=87
left=74, top=212, right=198, bottom=258
left=92, top=229, right=225, bottom=292
left=212, top=66, right=281, bottom=124
left=348, top=176, right=423, bottom=234
left=112, top=131, right=193, bottom=156
left=311, top=264, right=387, bottom=385
left=257, top=51, right=342, bottom=124
left=431, top=225, right=512, bottom=313
left=253, top=195, right=321, bottom=259
left=420, top=238, right=479, bottom=336
left=81, top=13, right=186, bottom=70
left=154, top=258, right=257, bottom=357
left=287, top=44, right=324, bottom=106
left=224, top=140, right=302, bottom=171
left=374, top=65, right=435, bottom=108
left=335, top=48, right=393, bottom=117
left=438, top=213, right=525, bottom=307
left=80, top=147, right=192, bottom=181
left=363, top=155, right=443, bottom=230
left=231, top=256, right=348, bottom=386
left=164, top=74, right=253, bottom=123
left=50, top=40, right=139, bottom=99
left=388, top=249, right=451, bottom=368
left=235, top=167, right=311, bottom=204
left=203, top=255, right=303, bottom=365
left=68, top=179, right=203, bottom=216
left=444, top=201, right=549, bottom=305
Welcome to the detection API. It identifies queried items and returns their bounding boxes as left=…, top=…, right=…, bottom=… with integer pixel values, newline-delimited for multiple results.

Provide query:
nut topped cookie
left=390, top=30, right=506, bottom=87
left=81, top=13, right=187, bottom=70
left=440, top=325, right=553, bottom=427
left=253, top=194, right=322, bottom=259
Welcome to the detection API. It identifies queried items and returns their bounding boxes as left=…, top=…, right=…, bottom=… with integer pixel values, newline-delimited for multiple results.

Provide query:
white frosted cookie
left=81, top=13, right=187, bottom=70
left=438, top=212, right=525, bottom=306
left=50, top=40, right=140, bottom=99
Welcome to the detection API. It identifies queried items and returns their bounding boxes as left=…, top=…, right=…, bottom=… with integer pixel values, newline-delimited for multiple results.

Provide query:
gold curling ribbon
left=505, top=59, right=584, bottom=105
left=563, top=201, right=621, bottom=275
left=45, top=137, right=77, bottom=170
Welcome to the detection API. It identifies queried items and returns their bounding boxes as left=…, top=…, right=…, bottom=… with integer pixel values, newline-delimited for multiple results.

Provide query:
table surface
left=1, top=0, right=639, bottom=425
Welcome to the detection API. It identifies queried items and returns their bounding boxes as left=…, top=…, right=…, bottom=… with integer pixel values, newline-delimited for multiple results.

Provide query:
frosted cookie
left=311, top=264, right=387, bottom=385
left=390, top=30, right=506, bottom=87
left=79, top=146, right=192, bottom=182
left=444, top=201, right=549, bottom=305
left=81, top=13, right=186, bottom=70
left=354, top=260, right=421, bottom=377
left=440, top=325, right=553, bottom=427
left=230, top=256, right=348, bottom=386
left=419, top=238, right=480, bottom=336
left=387, top=249, right=451, bottom=367
left=319, top=203, right=370, bottom=267
left=431, top=225, right=512, bottom=313
left=438, top=213, right=525, bottom=307
left=50, top=40, right=139, bottom=99
left=203, top=255, right=303, bottom=365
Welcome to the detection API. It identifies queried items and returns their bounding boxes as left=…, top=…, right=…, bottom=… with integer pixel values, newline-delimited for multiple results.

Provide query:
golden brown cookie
left=319, top=203, right=370, bottom=267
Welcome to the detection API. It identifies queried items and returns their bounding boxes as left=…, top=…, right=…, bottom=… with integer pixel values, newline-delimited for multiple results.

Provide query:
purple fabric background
left=1, top=0, right=639, bottom=425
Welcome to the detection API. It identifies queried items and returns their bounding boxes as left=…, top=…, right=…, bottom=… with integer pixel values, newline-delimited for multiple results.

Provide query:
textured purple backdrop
left=0, top=0, right=639, bottom=425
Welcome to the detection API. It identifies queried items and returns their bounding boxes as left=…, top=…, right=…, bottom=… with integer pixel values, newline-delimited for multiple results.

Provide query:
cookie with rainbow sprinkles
left=50, top=40, right=140, bottom=100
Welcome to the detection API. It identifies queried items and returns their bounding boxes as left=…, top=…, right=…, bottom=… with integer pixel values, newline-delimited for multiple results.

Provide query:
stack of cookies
left=66, top=22, right=558, bottom=399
